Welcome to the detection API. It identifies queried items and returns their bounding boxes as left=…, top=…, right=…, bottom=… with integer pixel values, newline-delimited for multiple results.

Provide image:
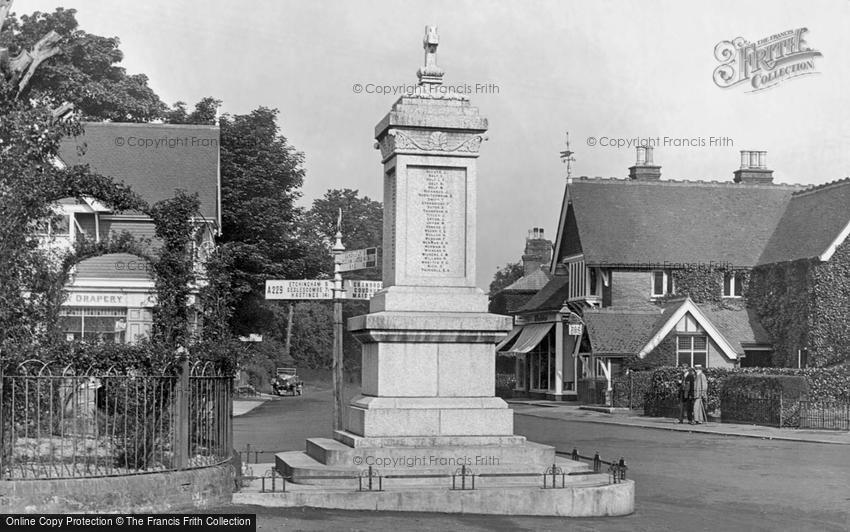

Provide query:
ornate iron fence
left=0, top=359, right=232, bottom=479
left=799, top=400, right=850, bottom=431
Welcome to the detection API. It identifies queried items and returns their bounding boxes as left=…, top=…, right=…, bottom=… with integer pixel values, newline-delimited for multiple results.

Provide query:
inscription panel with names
left=405, top=166, right=466, bottom=278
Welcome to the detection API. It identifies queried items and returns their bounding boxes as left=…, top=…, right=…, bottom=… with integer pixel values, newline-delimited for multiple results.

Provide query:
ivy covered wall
left=747, top=240, right=850, bottom=369
left=810, top=240, right=850, bottom=366
left=748, top=259, right=812, bottom=367
left=668, top=266, right=749, bottom=308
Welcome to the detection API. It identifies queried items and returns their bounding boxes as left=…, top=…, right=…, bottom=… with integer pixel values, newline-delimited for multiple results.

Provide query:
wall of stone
left=0, top=464, right=232, bottom=513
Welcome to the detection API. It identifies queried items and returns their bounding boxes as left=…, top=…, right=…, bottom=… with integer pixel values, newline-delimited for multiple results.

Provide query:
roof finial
left=560, top=131, right=576, bottom=184
left=417, top=26, right=444, bottom=86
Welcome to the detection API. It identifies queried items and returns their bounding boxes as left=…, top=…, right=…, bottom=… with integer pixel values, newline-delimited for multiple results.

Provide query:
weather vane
left=560, top=131, right=576, bottom=183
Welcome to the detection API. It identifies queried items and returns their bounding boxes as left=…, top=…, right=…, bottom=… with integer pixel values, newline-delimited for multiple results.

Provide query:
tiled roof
left=517, top=275, right=570, bottom=313
left=503, top=267, right=553, bottom=292
left=74, top=253, right=153, bottom=280
left=565, top=178, right=803, bottom=267
left=757, top=178, right=850, bottom=265
left=58, top=122, right=220, bottom=220
left=699, top=305, right=773, bottom=353
left=584, top=307, right=662, bottom=356
left=585, top=299, right=772, bottom=357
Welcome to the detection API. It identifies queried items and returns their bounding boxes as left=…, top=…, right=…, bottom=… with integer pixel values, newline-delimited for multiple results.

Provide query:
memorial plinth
left=275, top=27, right=633, bottom=516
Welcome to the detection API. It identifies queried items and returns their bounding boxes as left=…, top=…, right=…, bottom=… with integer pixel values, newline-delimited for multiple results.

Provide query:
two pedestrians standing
left=678, top=366, right=708, bottom=424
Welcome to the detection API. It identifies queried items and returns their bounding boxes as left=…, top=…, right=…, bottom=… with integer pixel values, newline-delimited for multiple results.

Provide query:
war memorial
left=274, top=27, right=635, bottom=516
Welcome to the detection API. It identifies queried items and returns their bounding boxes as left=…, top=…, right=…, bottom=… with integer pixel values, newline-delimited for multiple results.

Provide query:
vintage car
left=271, top=367, right=303, bottom=396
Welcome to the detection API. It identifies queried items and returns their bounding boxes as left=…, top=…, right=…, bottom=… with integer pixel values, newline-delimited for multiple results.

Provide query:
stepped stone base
left=255, top=455, right=635, bottom=516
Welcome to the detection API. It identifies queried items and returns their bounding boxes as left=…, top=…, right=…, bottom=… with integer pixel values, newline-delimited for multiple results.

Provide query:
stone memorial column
left=341, top=27, right=514, bottom=445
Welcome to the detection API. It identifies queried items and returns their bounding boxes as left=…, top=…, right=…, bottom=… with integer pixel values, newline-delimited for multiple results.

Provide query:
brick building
left=499, top=147, right=850, bottom=400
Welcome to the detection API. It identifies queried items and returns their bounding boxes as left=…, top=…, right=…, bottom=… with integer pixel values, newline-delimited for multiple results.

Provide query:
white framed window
left=651, top=270, right=674, bottom=297
left=567, top=257, right=586, bottom=300
left=676, top=335, right=707, bottom=367
left=723, top=272, right=743, bottom=298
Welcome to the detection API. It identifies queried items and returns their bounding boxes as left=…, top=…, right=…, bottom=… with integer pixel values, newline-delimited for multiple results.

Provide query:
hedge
left=637, top=365, right=850, bottom=418
left=495, top=373, right=516, bottom=399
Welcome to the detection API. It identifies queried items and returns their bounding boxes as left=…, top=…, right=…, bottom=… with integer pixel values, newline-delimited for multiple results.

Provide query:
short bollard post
left=593, top=451, right=601, bottom=473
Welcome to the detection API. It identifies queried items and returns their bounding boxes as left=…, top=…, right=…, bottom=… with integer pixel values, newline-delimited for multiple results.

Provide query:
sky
left=16, top=0, right=850, bottom=289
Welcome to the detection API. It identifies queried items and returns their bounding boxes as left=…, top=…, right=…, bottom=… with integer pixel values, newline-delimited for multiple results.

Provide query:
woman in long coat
left=693, top=366, right=708, bottom=424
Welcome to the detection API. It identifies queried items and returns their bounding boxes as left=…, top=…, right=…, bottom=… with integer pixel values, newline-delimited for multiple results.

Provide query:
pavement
left=507, top=399, right=850, bottom=445
left=233, top=395, right=850, bottom=445
left=233, top=394, right=275, bottom=417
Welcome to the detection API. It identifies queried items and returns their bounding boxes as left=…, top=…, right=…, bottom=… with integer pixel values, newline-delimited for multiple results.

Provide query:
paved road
left=229, top=388, right=850, bottom=531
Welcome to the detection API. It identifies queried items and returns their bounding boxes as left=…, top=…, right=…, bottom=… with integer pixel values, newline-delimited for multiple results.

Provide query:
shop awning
left=507, top=323, right=554, bottom=354
left=496, top=325, right=523, bottom=352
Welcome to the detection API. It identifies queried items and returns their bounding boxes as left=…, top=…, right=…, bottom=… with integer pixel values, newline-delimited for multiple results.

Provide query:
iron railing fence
left=577, top=378, right=607, bottom=405
left=720, top=392, right=781, bottom=427
left=236, top=444, right=629, bottom=493
left=238, top=448, right=629, bottom=494
left=0, top=359, right=232, bottom=480
left=799, top=400, right=850, bottom=431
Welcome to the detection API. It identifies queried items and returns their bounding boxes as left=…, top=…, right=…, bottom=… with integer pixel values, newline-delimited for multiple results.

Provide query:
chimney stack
left=629, top=145, right=661, bottom=181
left=733, top=150, right=773, bottom=184
left=522, top=227, right=553, bottom=275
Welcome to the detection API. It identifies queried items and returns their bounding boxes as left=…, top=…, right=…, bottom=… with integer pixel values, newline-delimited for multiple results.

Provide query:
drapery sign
left=265, top=280, right=333, bottom=300
left=345, top=280, right=383, bottom=300
left=568, top=324, right=583, bottom=336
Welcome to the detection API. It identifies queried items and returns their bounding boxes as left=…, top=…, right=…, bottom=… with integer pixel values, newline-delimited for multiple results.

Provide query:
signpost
left=264, top=214, right=381, bottom=432
left=338, top=247, right=378, bottom=273
left=265, top=280, right=333, bottom=300
left=344, top=280, right=383, bottom=300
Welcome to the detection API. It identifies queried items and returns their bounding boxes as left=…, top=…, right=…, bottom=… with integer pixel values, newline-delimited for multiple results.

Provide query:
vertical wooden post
left=174, top=355, right=190, bottom=469
left=0, top=360, right=5, bottom=476
left=284, top=302, right=294, bottom=361
left=331, top=209, right=346, bottom=433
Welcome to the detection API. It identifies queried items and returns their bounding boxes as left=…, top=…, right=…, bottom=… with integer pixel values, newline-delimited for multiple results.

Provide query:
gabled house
left=499, top=147, right=850, bottom=400
left=51, top=122, right=220, bottom=343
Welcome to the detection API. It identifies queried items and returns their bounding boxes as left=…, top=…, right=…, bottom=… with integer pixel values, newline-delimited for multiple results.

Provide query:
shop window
left=59, top=307, right=127, bottom=343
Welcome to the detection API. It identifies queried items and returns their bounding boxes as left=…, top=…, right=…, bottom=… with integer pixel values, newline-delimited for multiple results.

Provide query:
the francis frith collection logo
left=713, top=28, right=822, bottom=92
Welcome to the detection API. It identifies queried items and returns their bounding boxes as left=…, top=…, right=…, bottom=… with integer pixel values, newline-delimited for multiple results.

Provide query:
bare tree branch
left=10, top=30, right=61, bottom=94
left=0, top=0, right=12, bottom=34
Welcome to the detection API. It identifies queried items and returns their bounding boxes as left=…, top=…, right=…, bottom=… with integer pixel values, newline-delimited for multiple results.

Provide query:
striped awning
left=505, top=323, right=554, bottom=354
left=496, top=326, right=523, bottom=352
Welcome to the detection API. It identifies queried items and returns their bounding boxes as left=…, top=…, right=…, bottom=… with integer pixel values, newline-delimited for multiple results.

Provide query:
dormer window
left=723, top=272, right=743, bottom=298
left=651, top=270, right=673, bottom=297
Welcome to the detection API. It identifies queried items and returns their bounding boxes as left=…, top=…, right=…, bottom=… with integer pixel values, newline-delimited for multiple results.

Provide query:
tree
left=164, top=97, right=220, bottom=126
left=489, top=261, right=524, bottom=295
left=214, top=107, right=319, bottom=336
left=0, top=3, right=147, bottom=349
left=305, top=189, right=383, bottom=280
left=0, top=5, right=166, bottom=121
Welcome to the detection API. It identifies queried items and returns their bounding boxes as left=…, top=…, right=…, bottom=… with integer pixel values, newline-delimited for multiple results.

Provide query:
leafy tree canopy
left=489, top=261, right=524, bottom=295
left=0, top=6, right=166, bottom=121
left=306, top=188, right=383, bottom=280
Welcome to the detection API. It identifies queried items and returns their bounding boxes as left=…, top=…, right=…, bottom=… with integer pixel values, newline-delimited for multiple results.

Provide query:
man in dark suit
left=683, top=367, right=696, bottom=424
